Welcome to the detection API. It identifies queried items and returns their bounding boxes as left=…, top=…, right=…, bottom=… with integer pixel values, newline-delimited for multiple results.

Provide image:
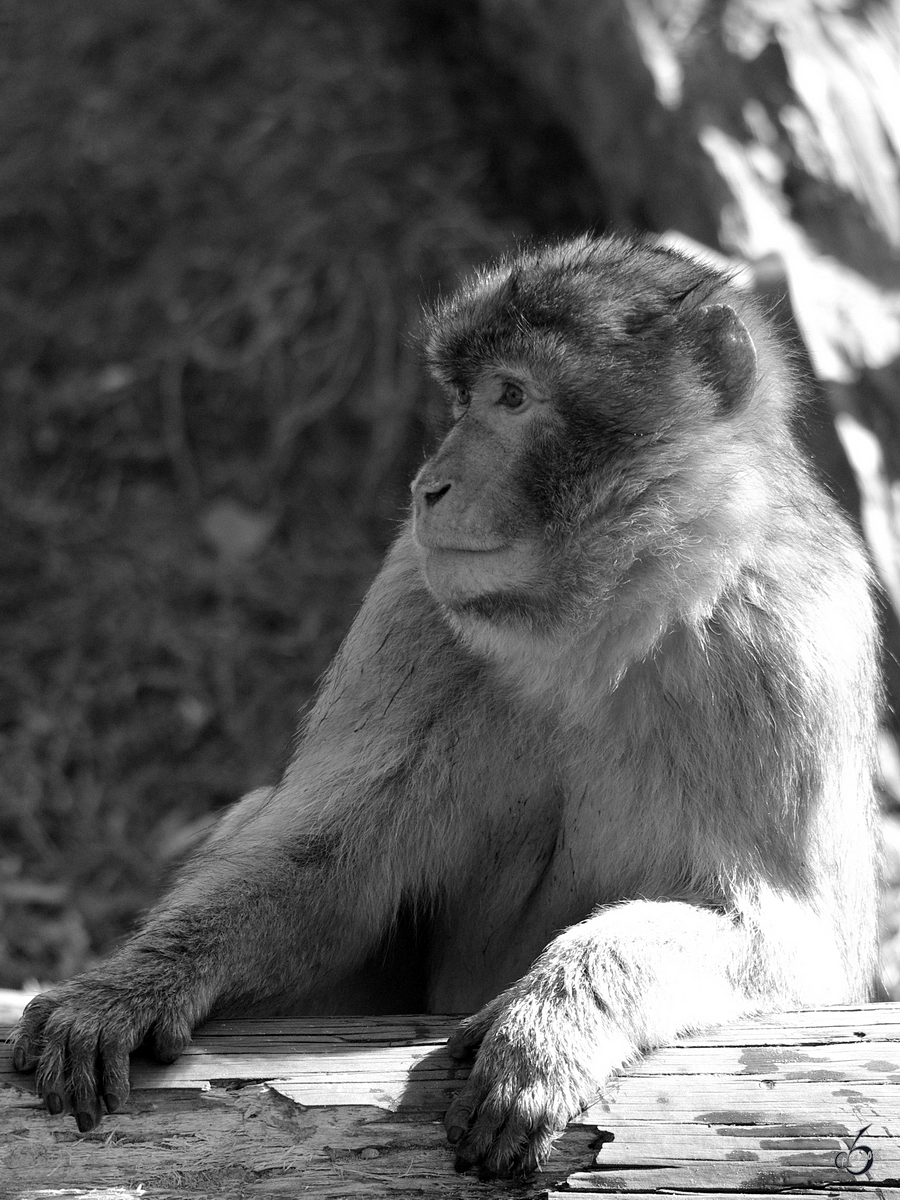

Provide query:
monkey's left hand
left=443, top=984, right=622, bottom=1177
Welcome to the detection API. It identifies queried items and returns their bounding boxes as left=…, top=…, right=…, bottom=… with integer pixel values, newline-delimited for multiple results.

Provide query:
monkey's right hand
left=10, top=969, right=194, bottom=1132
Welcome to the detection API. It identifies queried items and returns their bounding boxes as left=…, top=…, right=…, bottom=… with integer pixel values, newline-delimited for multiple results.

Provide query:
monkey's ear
left=688, top=304, right=758, bottom=415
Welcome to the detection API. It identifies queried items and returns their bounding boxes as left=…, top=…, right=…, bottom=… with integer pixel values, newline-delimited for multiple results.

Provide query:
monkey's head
left=412, top=234, right=792, bottom=636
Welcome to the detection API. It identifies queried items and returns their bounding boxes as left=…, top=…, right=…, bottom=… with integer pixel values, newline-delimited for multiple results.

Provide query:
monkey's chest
left=424, top=794, right=658, bottom=1011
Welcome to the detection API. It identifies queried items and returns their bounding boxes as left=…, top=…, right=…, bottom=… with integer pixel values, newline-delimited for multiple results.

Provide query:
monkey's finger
left=12, top=994, right=56, bottom=1048
left=11, top=1034, right=39, bottom=1073
left=70, top=1067, right=103, bottom=1131
left=99, top=1029, right=133, bottom=1114
left=444, top=1079, right=484, bottom=1144
left=454, top=1106, right=506, bottom=1170
left=459, top=1080, right=567, bottom=1177
left=150, top=1017, right=191, bottom=1065
left=514, top=1116, right=560, bottom=1177
left=448, top=1077, right=512, bottom=1166
left=34, top=1026, right=69, bottom=1117
left=480, top=1086, right=565, bottom=1176
left=446, top=997, right=505, bottom=1060
left=482, top=1112, right=534, bottom=1177
left=67, top=1022, right=104, bottom=1132
left=446, top=1023, right=483, bottom=1060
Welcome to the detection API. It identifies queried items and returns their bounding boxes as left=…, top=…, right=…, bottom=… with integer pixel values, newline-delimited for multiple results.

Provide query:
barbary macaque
left=13, top=234, right=880, bottom=1177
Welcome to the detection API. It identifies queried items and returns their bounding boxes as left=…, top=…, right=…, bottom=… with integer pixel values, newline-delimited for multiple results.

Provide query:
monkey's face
left=411, top=368, right=554, bottom=619
left=413, top=235, right=766, bottom=630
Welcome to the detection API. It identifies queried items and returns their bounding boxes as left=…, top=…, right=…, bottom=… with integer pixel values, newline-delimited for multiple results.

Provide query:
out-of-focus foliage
left=6, top=0, right=897, bottom=1001
left=0, top=0, right=602, bottom=985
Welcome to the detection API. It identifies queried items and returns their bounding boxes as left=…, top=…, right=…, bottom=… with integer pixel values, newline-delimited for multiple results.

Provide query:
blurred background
left=1, top=0, right=900, bottom=1000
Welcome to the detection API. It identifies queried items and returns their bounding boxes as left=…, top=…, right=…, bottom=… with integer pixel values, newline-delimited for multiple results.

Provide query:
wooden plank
left=578, top=1075, right=897, bottom=1120
left=564, top=1190, right=900, bottom=1200
left=623, top=1039, right=900, bottom=1075
left=2, top=1004, right=900, bottom=1197
left=196, top=1014, right=462, bottom=1039
left=192, top=1004, right=900, bottom=1039
left=575, top=1119, right=900, bottom=1155
left=117, top=1035, right=900, bottom=1086
left=14, top=1192, right=900, bottom=1200
left=0, top=1080, right=598, bottom=1198
left=549, top=1194, right=900, bottom=1200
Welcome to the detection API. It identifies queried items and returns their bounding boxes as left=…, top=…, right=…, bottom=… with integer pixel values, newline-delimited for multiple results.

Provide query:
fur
left=12, top=233, right=880, bottom=1176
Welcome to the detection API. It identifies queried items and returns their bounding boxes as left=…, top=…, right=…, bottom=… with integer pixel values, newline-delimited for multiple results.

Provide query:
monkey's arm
left=10, top=533, right=467, bottom=1129
left=443, top=892, right=832, bottom=1175
left=445, top=882, right=871, bottom=1178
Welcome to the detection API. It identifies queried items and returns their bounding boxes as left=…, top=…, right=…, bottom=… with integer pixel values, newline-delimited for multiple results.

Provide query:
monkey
left=11, top=233, right=880, bottom=1179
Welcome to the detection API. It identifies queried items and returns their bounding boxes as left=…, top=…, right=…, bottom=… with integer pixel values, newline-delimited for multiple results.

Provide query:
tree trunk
left=472, top=0, right=900, bottom=993
left=475, top=0, right=900, bottom=671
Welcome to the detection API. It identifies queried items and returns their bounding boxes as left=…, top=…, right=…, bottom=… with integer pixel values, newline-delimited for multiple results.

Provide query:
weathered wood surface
left=2, top=1000, right=899, bottom=1199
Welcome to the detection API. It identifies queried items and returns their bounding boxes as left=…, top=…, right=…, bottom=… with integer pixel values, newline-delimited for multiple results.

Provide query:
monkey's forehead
left=423, top=234, right=726, bottom=386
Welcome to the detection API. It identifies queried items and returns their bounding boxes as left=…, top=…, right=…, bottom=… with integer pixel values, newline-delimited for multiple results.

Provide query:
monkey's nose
left=424, top=481, right=451, bottom=507
left=413, top=478, right=452, bottom=508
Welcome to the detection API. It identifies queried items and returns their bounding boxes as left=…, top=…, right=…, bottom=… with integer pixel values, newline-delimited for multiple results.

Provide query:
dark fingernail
left=13, top=1047, right=27, bottom=1072
left=75, top=1111, right=95, bottom=1133
left=447, top=1125, right=466, bottom=1144
left=104, top=1092, right=121, bottom=1113
left=454, top=1155, right=474, bottom=1174
left=46, top=1093, right=63, bottom=1115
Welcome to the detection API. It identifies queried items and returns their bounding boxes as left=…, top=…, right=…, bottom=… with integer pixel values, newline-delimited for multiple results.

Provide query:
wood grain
left=2, top=999, right=899, bottom=1198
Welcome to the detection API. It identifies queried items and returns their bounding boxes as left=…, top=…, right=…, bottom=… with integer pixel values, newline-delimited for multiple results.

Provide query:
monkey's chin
left=418, top=542, right=541, bottom=612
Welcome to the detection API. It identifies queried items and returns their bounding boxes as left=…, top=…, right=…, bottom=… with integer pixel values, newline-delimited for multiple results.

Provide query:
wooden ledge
left=1, top=999, right=899, bottom=1199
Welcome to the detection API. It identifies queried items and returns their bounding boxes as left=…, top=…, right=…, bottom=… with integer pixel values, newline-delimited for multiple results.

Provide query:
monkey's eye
left=499, top=381, right=526, bottom=410
left=454, top=386, right=471, bottom=410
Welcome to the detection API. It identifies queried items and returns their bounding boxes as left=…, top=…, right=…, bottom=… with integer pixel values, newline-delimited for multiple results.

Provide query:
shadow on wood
left=2, top=999, right=899, bottom=1199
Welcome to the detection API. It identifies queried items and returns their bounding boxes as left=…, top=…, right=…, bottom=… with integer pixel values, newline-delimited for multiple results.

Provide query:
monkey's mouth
left=416, top=539, right=541, bottom=605
left=417, top=539, right=510, bottom=554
